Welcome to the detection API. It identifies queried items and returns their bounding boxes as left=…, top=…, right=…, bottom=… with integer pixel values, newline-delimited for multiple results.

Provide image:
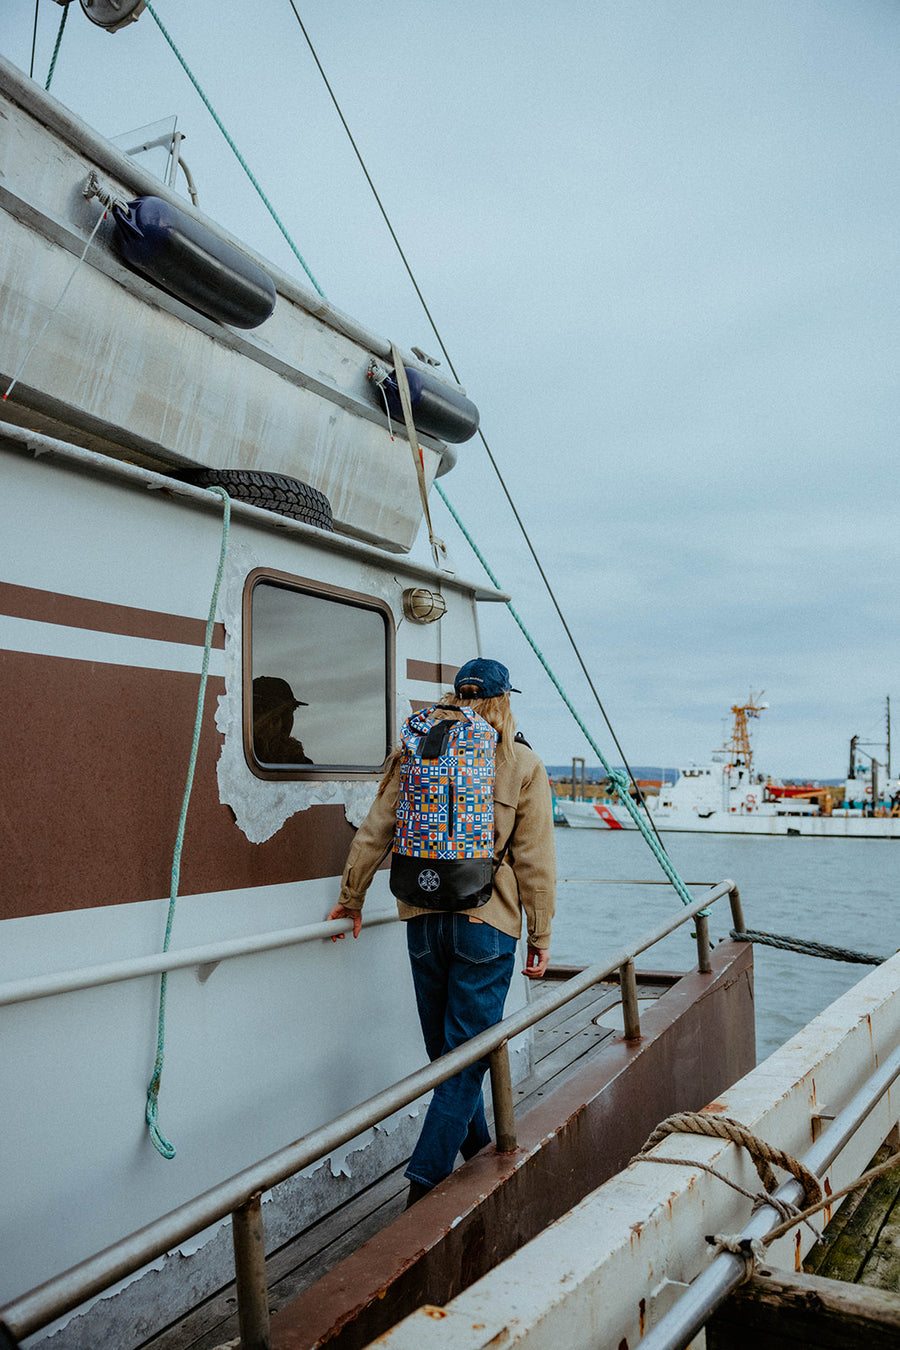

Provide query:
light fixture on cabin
left=402, top=588, right=447, bottom=624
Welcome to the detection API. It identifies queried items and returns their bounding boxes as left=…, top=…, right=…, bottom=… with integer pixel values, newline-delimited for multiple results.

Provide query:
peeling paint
left=214, top=544, right=379, bottom=841
left=425, top=1307, right=448, bottom=1319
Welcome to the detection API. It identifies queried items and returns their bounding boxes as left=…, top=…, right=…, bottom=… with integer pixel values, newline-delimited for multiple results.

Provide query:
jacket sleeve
left=337, top=771, right=399, bottom=910
left=511, top=759, right=556, bottom=948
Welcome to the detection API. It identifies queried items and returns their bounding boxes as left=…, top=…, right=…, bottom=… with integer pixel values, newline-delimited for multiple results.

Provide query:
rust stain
left=425, top=1307, right=448, bottom=1319
left=794, top=1229, right=802, bottom=1270
left=701, top=1101, right=726, bottom=1113
left=639, top=1298, right=647, bottom=1336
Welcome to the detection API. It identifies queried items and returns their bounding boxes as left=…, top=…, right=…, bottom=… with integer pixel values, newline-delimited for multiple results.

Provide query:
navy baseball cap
left=454, top=659, right=521, bottom=698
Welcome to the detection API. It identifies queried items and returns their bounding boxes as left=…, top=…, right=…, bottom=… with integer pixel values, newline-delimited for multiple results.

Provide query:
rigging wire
left=30, top=0, right=40, bottom=81
left=286, top=5, right=666, bottom=850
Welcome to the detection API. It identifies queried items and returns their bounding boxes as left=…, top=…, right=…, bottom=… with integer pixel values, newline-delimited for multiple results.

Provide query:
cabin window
left=244, top=569, right=394, bottom=777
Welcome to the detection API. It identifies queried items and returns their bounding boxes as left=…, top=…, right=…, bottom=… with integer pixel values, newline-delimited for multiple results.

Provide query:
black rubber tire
left=176, top=468, right=334, bottom=531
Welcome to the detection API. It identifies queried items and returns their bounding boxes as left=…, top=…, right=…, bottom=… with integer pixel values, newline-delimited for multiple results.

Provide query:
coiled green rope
left=146, top=486, right=231, bottom=1159
left=434, top=483, right=694, bottom=908
left=143, top=1, right=325, bottom=298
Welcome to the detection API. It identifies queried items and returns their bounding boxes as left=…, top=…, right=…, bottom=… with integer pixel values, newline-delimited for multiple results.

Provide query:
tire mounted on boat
left=175, top=468, right=334, bottom=530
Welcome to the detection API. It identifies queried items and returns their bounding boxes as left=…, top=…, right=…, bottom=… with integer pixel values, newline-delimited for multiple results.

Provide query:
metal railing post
left=489, top=1040, right=518, bottom=1152
left=695, top=913, right=712, bottom=973
left=728, top=883, right=746, bottom=935
left=620, top=959, right=641, bottom=1040
left=232, top=1192, right=271, bottom=1350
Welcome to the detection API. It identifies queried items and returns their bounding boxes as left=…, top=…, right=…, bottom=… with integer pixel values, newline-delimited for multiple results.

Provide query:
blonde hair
left=377, top=691, right=517, bottom=794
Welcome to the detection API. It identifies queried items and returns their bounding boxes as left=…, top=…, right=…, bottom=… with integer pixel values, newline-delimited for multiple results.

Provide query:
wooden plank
left=804, top=1144, right=897, bottom=1277
left=707, top=1266, right=900, bottom=1350
left=140, top=1170, right=410, bottom=1349
left=859, top=1189, right=900, bottom=1291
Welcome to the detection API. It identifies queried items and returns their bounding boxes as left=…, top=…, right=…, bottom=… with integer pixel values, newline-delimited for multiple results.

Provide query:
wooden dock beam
left=707, top=1266, right=900, bottom=1350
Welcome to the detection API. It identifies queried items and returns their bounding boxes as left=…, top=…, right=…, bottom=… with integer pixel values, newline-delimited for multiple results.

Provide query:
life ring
left=865, top=784, right=873, bottom=796
left=173, top=468, right=334, bottom=530
left=746, top=794, right=757, bottom=812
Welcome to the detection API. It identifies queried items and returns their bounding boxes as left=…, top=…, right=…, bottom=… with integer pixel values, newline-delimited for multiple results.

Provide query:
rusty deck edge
left=269, top=940, right=755, bottom=1350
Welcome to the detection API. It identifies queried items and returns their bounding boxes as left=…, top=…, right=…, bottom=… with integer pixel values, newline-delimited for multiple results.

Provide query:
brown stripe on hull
left=405, top=659, right=459, bottom=685
left=0, top=649, right=356, bottom=920
left=0, top=581, right=226, bottom=649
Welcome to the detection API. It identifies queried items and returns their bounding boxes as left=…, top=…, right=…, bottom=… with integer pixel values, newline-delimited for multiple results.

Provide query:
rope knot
left=706, top=1233, right=767, bottom=1282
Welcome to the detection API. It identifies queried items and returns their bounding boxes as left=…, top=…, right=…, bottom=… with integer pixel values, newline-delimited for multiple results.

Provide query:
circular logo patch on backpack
left=418, top=869, right=440, bottom=893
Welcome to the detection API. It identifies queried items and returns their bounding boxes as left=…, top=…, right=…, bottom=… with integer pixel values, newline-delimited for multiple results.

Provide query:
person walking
left=328, top=658, right=556, bottom=1204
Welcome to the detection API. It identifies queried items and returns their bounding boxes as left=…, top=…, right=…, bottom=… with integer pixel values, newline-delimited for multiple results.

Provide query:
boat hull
left=557, top=799, right=900, bottom=837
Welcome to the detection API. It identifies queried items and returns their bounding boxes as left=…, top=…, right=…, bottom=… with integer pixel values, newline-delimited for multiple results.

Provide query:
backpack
left=390, top=705, right=497, bottom=909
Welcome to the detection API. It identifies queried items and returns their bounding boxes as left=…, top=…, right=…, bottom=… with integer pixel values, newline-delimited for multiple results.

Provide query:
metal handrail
left=0, top=879, right=742, bottom=1344
left=0, top=912, right=400, bottom=1007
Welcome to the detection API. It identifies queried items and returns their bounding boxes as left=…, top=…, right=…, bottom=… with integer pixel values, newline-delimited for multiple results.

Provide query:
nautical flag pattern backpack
left=390, top=705, right=497, bottom=909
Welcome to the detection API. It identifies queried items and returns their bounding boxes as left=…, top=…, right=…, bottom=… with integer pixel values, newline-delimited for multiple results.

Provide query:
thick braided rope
left=638, top=1112, right=822, bottom=1209
left=44, top=2, right=69, bottom=90
left=145, top=487, right=230, bottom=1159
left=731, top=928, right=884, bottom=966
left=434, top=483, right=694, bottom=908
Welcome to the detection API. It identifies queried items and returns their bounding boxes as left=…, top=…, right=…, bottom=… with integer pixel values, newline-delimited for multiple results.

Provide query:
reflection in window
left=249, top=577, right=392, bottom=772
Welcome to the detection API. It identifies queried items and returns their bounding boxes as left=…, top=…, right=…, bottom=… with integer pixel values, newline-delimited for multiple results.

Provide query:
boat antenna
left=287, top=5, right=665, bottom=846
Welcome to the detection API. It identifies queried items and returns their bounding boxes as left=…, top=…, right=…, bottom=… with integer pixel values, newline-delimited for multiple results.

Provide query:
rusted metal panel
left=268, top=940, right=754, bottom=1349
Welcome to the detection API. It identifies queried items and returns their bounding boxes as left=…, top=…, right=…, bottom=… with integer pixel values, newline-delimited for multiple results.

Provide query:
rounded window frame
left=242, top=567, right=396, bottom=781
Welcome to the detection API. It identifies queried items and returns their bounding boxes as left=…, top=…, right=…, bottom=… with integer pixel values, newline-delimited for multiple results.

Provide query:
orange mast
left=723, top=692, right=767, bottom=775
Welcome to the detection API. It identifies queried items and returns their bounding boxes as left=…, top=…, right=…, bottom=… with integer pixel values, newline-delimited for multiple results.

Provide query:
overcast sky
left=3, top=1, right=898, bottom=778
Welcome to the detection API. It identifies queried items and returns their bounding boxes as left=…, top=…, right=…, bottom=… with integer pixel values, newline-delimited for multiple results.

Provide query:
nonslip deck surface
left=138, top=974, right=665, bottom=1350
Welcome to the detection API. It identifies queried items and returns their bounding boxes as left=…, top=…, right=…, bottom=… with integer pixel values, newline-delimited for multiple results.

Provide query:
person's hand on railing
left=327, top=904, right=362, bottom=941
left=524, top=945, right=550, bottom=979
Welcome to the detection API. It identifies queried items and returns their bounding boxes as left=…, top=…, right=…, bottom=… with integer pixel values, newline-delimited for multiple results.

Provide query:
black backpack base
left=389, top=853, right=493, bottom=911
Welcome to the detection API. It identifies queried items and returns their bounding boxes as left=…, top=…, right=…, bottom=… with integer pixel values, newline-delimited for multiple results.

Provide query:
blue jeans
left=404, top=912, right=517, bottom=1190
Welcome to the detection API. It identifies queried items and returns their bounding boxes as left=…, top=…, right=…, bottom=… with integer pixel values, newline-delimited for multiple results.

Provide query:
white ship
left=558, top=696, right=900, bottom=836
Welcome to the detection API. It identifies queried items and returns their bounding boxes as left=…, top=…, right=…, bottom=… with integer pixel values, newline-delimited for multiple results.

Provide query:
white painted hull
left=557, top=798, right=900, bottom=838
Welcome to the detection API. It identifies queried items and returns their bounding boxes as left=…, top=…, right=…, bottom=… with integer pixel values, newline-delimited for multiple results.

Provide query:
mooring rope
left=730, top=928, right=885, bottom=966
left=631, top=1114, right=900, bottom=1283
left=44, top=1, right=68, bottom=90
left=145, top=486, right=230, bottom=1159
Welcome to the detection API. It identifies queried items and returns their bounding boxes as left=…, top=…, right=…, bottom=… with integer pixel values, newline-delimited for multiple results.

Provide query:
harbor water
left=551, top=827, right=898, bottom=1060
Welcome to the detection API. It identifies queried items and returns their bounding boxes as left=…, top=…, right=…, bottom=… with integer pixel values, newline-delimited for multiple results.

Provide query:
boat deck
left=138, top=971, right=676, bottom=1350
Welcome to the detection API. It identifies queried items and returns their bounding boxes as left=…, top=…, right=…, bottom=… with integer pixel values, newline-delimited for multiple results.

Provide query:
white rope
left=4, top=205, right=109, bottom=404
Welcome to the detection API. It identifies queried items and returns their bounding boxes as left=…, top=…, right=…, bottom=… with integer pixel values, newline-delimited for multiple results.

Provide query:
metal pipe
left=232, top=1194, right=271, bottom=1350
left=0, top=880, right=738, bottom=1339
left=728, top=885, right=746, bottom=935
left=489, top=1041, right=517, bottom=1153
left=696, top=914, right=712, bottom=973
left=0, top=912, right=400, bottom=1007
left=638, top=1037, right=900, bottom=1350
left=620, top=960, right=641, bottom=1040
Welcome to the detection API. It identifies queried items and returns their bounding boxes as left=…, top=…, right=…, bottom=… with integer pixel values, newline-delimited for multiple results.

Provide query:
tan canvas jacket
left=337, top=737, right=556, bottom=948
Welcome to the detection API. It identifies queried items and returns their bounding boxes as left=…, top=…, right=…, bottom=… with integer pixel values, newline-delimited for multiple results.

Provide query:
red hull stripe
left=594, top=803, right=624, bottom=829
left=406, top=659, right=460, bottom=686
left=0, top=648, right=355, bottom=920
left=0, top=581, right=226, bottom=650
